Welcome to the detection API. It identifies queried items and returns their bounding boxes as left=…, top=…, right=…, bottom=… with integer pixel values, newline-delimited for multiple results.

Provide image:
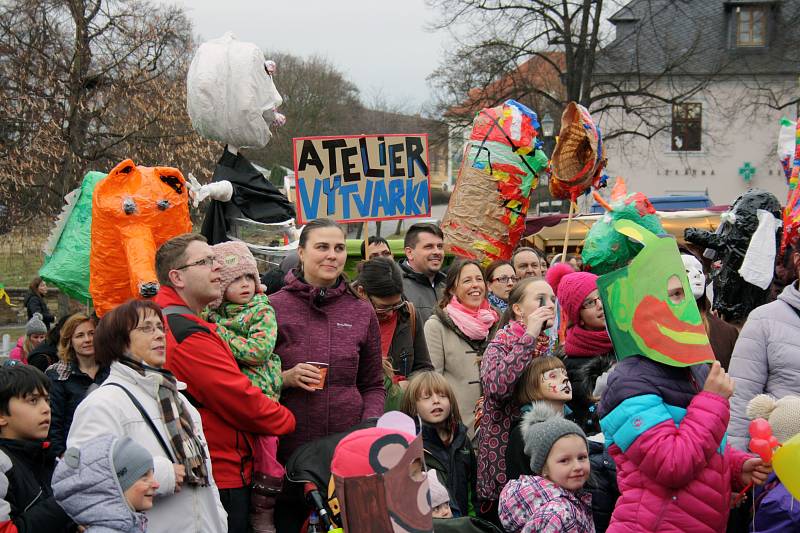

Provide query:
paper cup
left=307, top=362, right=329, bottom=390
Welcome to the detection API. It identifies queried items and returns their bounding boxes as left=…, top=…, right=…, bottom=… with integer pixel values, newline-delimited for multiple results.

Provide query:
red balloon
left=749, top=418, right=779, bottom=462
left=750, top=438, right=774, bottom=462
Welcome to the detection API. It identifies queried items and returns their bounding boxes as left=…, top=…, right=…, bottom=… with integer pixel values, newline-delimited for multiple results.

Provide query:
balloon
left=748, top=418, right=780, bottom=462
left=774, top=432, right=800, bottom=501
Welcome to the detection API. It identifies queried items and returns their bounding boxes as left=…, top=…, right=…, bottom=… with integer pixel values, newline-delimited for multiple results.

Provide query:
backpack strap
left=162, top=305, right=195, bottom=316
left=103, top=382, right=175, bottom=462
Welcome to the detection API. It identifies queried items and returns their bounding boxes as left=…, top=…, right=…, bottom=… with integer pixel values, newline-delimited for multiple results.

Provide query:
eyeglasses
left=173, top=255, right=217, bottom=270
left=374, top=300, right=407, bottom=314
left=133, top=323, right=165, bottom=335
left=581, top=296, right=602, bottom=309
left=491, top=275, right=519, bottom=284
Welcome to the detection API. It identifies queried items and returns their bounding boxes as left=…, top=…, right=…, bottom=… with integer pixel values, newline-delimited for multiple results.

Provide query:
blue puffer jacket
left=52, top=434, right=147, bottom=533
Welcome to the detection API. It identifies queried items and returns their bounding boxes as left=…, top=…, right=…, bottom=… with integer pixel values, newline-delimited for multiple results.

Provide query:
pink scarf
left=565, top=325, right=613, bottom=357
left=445, top=296, right=498, bottom=340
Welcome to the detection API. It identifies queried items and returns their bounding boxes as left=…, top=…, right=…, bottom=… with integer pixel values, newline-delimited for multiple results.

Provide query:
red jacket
left=155, top=287, right=296, bottom=489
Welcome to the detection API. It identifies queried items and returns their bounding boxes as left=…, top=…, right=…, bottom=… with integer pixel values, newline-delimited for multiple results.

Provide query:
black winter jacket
left=24, top=292, right=54, bottom=330
left=45, top=362, right=110, bottom=458
left=0, top=438, right=73, bottom=533
left=586, top=439, right=619, bottom=533
left=399, top=260, right=445, bottom=325
left=386, top=302, right=434, bottom=377
left=421, top=423, right=477, bottom=518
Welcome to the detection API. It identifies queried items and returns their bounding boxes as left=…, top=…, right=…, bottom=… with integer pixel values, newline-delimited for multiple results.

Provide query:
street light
left=541, top=113, right=555, bottom=138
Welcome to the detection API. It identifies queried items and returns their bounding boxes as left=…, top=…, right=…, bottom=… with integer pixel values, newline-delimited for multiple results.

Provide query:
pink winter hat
left=209, top=241, right=260, bottom=309
left=556, top=272, right=599, bottom=326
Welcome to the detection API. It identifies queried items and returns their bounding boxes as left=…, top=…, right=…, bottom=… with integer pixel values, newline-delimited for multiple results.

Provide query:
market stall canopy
left=525, top=206, right=727, bottom=249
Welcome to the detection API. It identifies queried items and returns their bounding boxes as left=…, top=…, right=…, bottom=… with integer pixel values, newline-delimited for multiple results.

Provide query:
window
left=672, top=103, right=702, bottom=152
left=736, top=5, right=768, bottom=47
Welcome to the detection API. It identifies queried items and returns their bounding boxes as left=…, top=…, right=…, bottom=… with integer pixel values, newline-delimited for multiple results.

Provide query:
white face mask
left=681, top=254, right=706, bottom=300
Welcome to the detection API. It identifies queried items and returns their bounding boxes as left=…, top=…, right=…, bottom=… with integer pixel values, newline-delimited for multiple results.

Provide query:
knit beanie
left=427, top=470, right=450, bottom=508
left=747, top=394, right=800, bottom=444
left=209, top=240, right=261, bottom=309
left=555, top=272, right=599, bottom=326
left=26, top=313, right=47, bottom=336
left=521, top=402, right=588, bottom=475
left=112, top=437, right=154, bottom=492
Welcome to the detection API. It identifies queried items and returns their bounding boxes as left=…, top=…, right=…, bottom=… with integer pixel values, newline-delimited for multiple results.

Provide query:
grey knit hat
left=521, top=402, right=588, bottom=475
left=26, top=313, right=47, bottom=336
left=112, top=437, right=154, bottom=492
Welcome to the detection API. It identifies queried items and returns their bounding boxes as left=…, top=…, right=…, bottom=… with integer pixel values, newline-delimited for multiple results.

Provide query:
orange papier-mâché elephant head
left=90, top=159, right=192, bottom=316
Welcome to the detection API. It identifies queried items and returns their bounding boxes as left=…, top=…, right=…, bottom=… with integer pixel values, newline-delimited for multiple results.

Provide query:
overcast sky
left=164, top=0, right=448, bottom=111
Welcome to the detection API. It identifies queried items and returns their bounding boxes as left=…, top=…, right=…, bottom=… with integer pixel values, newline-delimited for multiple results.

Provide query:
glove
left=187, top=173, right=233, bottom=208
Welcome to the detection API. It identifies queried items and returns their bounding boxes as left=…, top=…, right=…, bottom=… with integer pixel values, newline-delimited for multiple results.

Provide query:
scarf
left=487, top=292, right=508, bottom=313
left=445, top=296, right=498, bottom=340
left=507, top=320, right=553, bottom=358
left=121, top=357, right=211, bottom=486
left=565, top=326, right=613, bottom=357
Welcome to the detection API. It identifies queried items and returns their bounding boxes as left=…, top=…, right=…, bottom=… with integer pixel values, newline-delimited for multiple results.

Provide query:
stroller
left=283, top=419, right=503, bottom=533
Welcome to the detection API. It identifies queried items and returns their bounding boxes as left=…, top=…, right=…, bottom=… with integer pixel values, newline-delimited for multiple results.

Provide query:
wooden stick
left=562, top=200, right=576, bottom=258
left=363, top=221, right=369, bottom=248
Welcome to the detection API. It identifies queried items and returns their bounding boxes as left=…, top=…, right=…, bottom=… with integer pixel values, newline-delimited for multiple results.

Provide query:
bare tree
left=0, top=0, right=216, bottom=224
left=427, top=0, right=734, bottom=141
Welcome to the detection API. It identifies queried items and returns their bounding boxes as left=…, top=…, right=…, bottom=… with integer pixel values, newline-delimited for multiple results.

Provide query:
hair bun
left=747, top=394, right=777, bottom=420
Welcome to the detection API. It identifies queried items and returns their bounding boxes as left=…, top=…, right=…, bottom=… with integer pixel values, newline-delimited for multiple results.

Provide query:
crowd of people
left=1, top=218, right=798, bottom=533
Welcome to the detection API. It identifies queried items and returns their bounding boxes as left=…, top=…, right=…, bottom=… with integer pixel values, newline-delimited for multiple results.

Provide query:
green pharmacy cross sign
left=739, top=162, right=756, bottom=182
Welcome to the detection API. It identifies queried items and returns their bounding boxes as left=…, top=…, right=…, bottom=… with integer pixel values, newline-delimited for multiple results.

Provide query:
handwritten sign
left=292, top=134, right=431, bottom=223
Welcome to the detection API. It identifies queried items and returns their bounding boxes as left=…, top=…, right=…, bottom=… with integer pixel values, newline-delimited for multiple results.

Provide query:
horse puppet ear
left=368, top=434, right=411, bottom=474
left=612, top=219, right=660, bottom=248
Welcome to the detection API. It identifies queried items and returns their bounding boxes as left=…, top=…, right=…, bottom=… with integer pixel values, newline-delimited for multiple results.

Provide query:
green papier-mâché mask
left=597, top=219, right=715, bottom=367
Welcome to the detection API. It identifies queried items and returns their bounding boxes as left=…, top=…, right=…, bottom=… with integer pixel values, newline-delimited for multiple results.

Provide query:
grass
left=0, top=227, right=48, bottom=288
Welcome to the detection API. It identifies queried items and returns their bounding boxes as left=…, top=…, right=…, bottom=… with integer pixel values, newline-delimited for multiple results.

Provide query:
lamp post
left=537, top=113, right=556, bottom=215
left=541, top=113, right=555, bottom=138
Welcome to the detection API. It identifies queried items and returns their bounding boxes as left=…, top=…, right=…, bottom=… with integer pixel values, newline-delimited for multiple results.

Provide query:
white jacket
left=728, top=282, right=800, bottom=450
left=67, top=361, right=228, bottom=533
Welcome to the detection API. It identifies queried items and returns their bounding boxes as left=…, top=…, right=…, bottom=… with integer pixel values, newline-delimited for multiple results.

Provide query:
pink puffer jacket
left=599, top=357, right=751, bottom=533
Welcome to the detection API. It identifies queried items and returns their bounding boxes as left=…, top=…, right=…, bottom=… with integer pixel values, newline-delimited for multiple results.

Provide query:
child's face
left=539, top=367, right=573, bottom=402
left=224, top=274, right=256, bottom=305
left=416, top=389, right=451, bottom=426
left=513, top=281, right=556, bottom=325
left=542, top=434, right=590, bottom=492
left=432, top=501, right=453, bottom=519
left=29, top=333, right=46, bottom=348
left=123, top=469, right=159, bottom=511
left=0, top=390, right=51, bottom=440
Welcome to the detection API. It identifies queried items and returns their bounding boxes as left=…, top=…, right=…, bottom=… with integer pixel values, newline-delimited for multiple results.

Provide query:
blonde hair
left=400, top=371, right=462, bottom=432
left=57, top=313, right=94, bottom=363
left=514, top=357, right=567, bottom=406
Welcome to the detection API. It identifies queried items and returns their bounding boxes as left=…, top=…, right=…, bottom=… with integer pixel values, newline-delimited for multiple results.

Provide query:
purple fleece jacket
left=271, top=271, right=385, bottom=461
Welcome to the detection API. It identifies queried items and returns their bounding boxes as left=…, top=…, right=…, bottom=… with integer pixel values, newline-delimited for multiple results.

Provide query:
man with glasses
left=153, top=233, right=296, bottom=533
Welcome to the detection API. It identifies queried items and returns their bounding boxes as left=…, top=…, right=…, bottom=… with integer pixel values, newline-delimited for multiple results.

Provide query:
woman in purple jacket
left=271, top=218, right=385, bottom=464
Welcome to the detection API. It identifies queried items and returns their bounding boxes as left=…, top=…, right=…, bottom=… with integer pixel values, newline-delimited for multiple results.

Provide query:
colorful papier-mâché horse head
left=597, top=219, right=715, bottom=367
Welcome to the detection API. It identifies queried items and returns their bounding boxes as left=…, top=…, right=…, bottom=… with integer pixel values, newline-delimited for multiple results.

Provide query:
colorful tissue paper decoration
left=549, top=102, right=607, bottom=201
left=441, top=100, right=549, bottom=265
left=781, top=117, right=800, bottom=259
left=582, top=179, right=665, bottom=275
left=90, top=159, right=192, bottom=317
left=39, top=171, right=106, bottom=304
